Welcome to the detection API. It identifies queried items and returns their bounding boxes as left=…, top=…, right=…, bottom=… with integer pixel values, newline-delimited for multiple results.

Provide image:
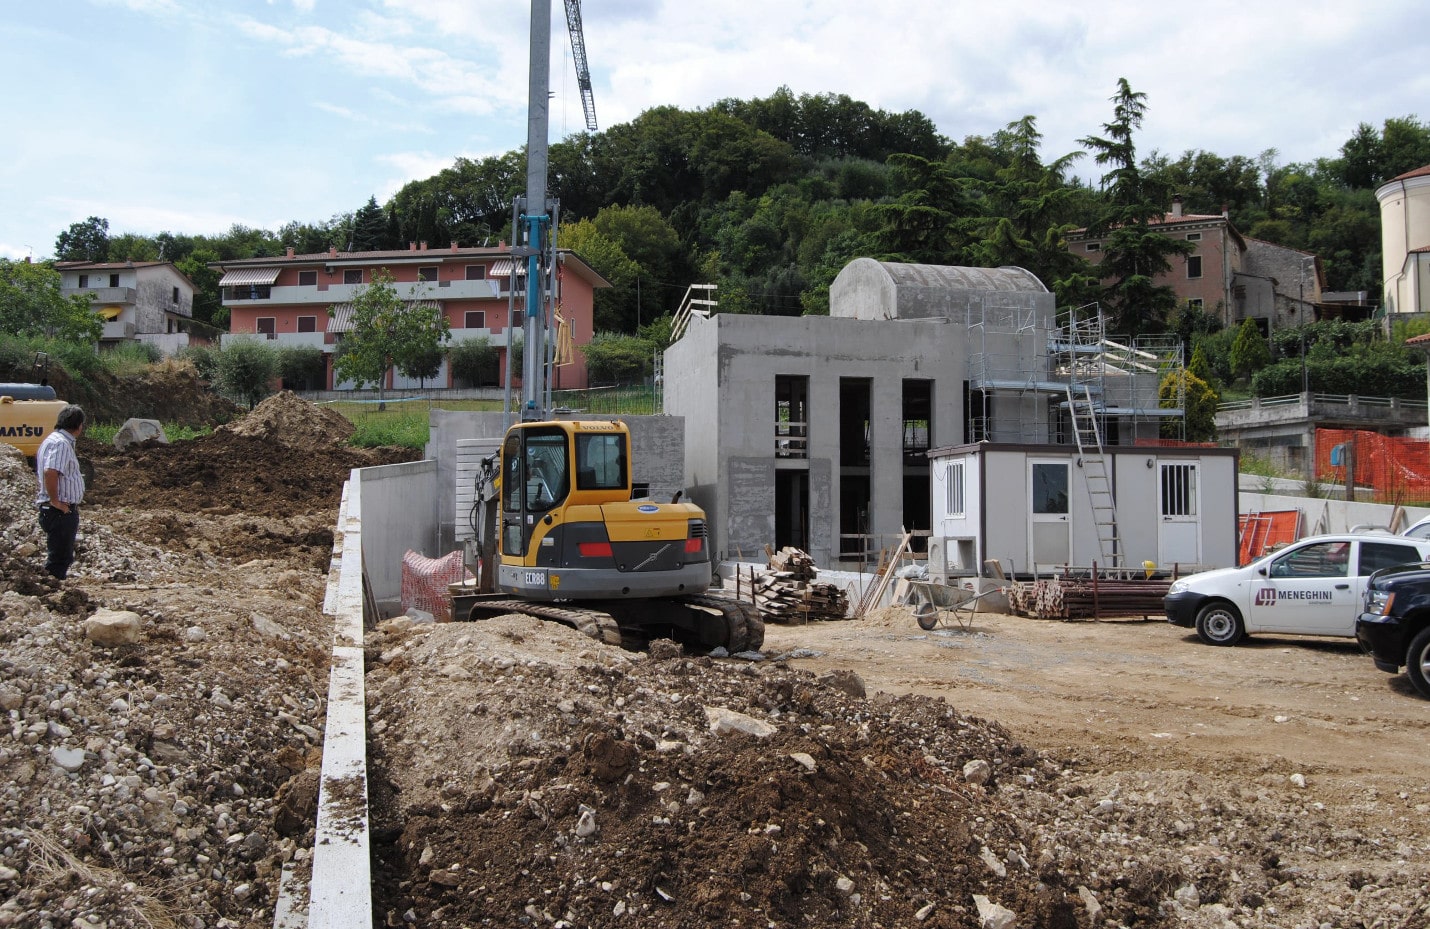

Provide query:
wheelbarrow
left=905, top=580, right=1002, bottom=631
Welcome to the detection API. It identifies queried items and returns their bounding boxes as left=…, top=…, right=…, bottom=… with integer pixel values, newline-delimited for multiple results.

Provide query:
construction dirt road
left=1, top=390, right=1427, bottom=928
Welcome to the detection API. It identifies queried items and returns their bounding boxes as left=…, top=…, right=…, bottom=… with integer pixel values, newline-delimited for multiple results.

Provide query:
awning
left=328, top=303, right=354, bottom=333
left=219, top=267, right=281, bottom=287
left=327, top=300, right=442, bottom=334
left=97, top=306, right=123, bottom=320
left=488, top=260, right=526, bottom=277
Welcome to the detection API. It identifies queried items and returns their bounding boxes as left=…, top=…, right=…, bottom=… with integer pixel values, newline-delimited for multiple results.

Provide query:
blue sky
left=4, top=0, right=1429, bottom=260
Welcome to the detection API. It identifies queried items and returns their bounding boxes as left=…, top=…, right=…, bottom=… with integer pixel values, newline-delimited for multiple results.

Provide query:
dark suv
left=1357, top=562, right=1430, bottom=699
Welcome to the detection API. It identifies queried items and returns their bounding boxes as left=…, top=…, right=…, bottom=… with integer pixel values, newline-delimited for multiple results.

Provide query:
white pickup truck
left=1163, top=532, right=1430, bottom=646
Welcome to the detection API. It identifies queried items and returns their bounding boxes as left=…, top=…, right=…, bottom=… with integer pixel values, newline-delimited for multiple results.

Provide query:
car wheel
left=1406, top=627, right=1430, bottom=699
left=1195, top=601, right=1245, bottom=646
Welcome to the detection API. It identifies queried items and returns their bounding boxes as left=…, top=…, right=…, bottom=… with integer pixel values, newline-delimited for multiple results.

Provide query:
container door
left=1029, top=459, right=1071, bottom=571
left=1158, top=461, right=1201, bottom=567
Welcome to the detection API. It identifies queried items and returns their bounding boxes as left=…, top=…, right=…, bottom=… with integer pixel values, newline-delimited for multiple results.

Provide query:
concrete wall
left=351, top=458, right=440, bottom=612
left=666, top=312, right=964, bottom=567
left=427, top=409, right=687, bottom=555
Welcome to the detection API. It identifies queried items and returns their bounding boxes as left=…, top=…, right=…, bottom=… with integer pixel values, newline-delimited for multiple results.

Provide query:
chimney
left=1171, top=195, right=1183, bottom=219
left=286, top=246, right=294, bottom=258
left=450, top=241, right=459, bottom=252
left=420, top=240, right=428, bottom=251
left=409, top=241, right=417, bottom=251
left=329, top=246, right=338, bottom=258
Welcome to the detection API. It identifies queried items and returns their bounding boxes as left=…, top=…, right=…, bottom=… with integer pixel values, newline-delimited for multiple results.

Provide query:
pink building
left=214, top=243, right=610, bottom=390
left=1066, top=197, right=1328, bottom=334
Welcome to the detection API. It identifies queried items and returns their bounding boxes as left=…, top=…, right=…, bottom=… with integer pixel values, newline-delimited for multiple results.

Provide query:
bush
left=581, top=332, right=656, bottom=386
left=276, top=344, right=327, bottom=391
left=98, top=341, right=161, bottom=376
left=1251, top=353, right=1425, bottom=398
left=177, top=344, right=220, bottom=383
left=215, top=338, right=279, bottom=409
left=449, top=338, right=500, bottom=388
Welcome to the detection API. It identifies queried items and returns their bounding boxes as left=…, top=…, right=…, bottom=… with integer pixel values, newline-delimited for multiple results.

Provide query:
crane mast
left=513, top=0, right=596, bottom=423
left=518, top=0, right=554, bottom=421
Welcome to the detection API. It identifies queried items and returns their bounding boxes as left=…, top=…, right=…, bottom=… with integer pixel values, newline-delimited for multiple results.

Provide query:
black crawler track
left=463, top=593, right=765, bottom=653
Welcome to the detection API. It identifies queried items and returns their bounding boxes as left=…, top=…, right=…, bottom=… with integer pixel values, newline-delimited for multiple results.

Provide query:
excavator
left=458, top=0, right=762, bottom=653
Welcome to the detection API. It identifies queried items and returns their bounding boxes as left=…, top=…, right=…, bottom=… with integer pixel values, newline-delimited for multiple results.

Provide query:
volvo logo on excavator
left=632, top=544, right=672, bottom=572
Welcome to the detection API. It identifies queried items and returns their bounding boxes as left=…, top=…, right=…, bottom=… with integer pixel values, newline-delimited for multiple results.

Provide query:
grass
left=86, top=422, right=212, bottom=444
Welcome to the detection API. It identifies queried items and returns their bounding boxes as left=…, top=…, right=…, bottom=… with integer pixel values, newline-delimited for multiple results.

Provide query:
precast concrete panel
left=725, top=457, right=776, bottom=559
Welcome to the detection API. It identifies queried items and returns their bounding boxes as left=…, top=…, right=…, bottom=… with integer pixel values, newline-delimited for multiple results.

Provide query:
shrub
left=276, top=344, right=327, bottom=391
left=215, top=338, right=279, bottom=409
left=450, top=338, right=500, bottom=388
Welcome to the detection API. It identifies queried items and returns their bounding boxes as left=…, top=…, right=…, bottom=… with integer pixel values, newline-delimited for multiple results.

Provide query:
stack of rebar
left=1006, top=574, right=1171, bottom=620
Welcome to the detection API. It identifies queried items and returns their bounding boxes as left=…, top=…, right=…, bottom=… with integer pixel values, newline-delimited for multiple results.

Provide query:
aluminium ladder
left=1067, top=383, right=1122, bottom=567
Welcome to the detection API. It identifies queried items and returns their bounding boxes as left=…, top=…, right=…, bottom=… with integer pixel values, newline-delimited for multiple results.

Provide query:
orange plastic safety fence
left=1238, top=510, right=1301, bottom=565
left=1314, top=428, right=1430, bottom=505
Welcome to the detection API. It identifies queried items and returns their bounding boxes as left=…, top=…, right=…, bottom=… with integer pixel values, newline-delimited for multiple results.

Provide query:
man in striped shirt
left=35, top=405, right=87, bottom=580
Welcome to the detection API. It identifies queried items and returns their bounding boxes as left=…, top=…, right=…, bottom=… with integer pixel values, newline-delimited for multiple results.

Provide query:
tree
left=0, top=260, right=102, bottom=342
left=1079, top=79, right=1191, bottom=335
left=1229, top=318, right=1271, bottom=384
left=276, top=344, right=327, bottom=391
left=1160, top=369, right=1219, bottom=442
left=350, top=196, right=389, bottom=251
left=331, top=269, right=451, bottom=405
left=216, top=338, right=279, bottom=409
left=54, top=216, right=111, bottom=262
left=176, top=247, right=225, bottom=328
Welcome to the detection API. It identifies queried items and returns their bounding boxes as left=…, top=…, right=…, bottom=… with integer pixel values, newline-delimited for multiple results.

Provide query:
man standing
left=35, top=404, right=87, bottom=580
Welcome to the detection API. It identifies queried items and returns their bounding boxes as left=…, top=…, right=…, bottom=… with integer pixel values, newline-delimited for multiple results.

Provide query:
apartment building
left=214, top=242, right=609, bottom=390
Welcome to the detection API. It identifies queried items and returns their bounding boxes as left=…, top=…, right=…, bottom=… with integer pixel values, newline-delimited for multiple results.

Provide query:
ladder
left=1067, top=383, right=1122, bottom=567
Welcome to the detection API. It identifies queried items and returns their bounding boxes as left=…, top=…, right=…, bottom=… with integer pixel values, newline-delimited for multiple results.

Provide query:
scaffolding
left=967, top=300, right=1188, bottom=568
left=968, top=300, right=1186, bottom=446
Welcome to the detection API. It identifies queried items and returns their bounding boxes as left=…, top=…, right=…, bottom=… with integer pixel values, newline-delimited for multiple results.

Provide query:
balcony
left=64, top=286, right=136, bottom=305
left=220, top=279, right=503, bottom=306
left=101, top=320, right=136, bottom=341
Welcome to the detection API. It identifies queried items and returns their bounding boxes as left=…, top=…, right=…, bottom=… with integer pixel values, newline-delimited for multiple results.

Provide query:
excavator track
left=465, top=599, right=623, bottom=647
left=678, top=593, right=765, bottom=653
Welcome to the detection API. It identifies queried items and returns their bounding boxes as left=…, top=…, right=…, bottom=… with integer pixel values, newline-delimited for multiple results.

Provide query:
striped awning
left=219, top=267, right=281, bottom=286
left=488, top=259, right=527, bottom=277
left=327, top=300, right=442, bottom=334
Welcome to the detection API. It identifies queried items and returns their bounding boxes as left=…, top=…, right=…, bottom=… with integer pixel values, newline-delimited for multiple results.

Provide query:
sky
left=4, top=0, right=1429, bottom=261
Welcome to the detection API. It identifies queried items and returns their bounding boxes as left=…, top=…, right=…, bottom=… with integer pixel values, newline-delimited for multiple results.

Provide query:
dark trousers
left=38, top=506, right=80, bottom=580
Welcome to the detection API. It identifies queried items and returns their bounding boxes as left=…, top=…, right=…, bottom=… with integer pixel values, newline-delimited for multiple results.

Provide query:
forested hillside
left=42, top=84, right=1430, bottom=340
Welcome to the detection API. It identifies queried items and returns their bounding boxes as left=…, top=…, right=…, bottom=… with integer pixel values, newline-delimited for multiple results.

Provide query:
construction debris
left=1006, top=573, right=1171, bottom=620
left=749, top=547, right=850, bottom=623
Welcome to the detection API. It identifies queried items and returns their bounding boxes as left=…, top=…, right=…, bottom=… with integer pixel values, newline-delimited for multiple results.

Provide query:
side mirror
left=1256, top=566, right=1268, bottom=577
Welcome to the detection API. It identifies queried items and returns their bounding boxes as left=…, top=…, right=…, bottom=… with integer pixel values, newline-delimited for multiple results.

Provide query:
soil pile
left=0, top=393, right=416, bottom=929
left=217, top=390, right=355, bottom=448
left=41, top=358, right=243, bottom=428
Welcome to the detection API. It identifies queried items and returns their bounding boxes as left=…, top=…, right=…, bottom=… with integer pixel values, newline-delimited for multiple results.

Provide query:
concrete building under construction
left=664, top=258, right=1213, bottom=574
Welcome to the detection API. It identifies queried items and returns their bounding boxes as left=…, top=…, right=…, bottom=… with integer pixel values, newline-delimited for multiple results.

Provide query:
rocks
left=972, top=894, right=1017, bottom=929
left=111, top=418, right=168, bottom=450
left=82, top=608, right=142, bottom=645
left=703, top=705, right=777, bottom=738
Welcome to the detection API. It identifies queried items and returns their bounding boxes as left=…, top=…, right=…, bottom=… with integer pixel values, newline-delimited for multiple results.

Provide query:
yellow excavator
left=459, top=0, right=761, bottom=653
left=1, top=353, right=68, bottom=457
left=466, top=420, right=762, bottom=651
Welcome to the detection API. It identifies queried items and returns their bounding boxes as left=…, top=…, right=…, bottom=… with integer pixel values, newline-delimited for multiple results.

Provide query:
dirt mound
left=45, top=359, right=242, bottom=428
left=365, top=618, right=1134, bottom=928
left=218, top=390, right=354, bottom=449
